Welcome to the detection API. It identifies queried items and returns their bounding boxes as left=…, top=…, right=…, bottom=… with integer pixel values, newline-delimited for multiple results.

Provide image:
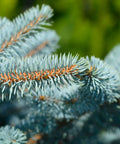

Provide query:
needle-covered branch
left=0, top=30, right=59, bottom=60
left=0, top=4, right=53, bottom=58
left=0, top=54, right=88, bottom=101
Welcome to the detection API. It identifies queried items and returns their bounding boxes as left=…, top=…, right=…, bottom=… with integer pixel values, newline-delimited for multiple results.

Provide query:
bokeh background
left=1, top=0, right=120, bottom=59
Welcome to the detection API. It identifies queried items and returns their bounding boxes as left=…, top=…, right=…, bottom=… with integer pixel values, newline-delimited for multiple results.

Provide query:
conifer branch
left=25, top=85, right=99, bottom=119
left=79, top=56, right=120, bottom=104
left=0, top=30, right=59, bottom=61
left=0, top=125, right=27, bottom=144
left=0, top=54, right=88, bottom=101
left=0, top=4, right=53, bottom=53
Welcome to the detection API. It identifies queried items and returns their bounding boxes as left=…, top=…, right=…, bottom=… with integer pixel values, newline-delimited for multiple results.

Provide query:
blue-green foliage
left=40, top=103, right=120, bottom=144
left=17, top=112, right=57, bottom=138
left=0, top=5, right=54, bottom=62
left=0, top=54, right=88, bottom=101
left=105, top=44, right=120, bottom=73
left=82, top=56, right=120, bottom=103
left=0, top=4, right=120, bottom=144
left=0, top=30, right=59, bottom=60
left=0, top=125, right=27, bottom=144
left=0, top=17, right=10, bottom=31
left=0, top=4, right=53, bottom=47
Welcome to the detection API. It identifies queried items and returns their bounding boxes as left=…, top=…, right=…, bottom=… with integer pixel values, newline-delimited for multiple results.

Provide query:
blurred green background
left=1, top=0, right=120, bottom=59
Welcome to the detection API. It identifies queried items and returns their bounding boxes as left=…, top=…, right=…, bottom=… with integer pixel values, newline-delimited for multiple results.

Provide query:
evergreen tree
left=0, top=4, right=120, bottom=144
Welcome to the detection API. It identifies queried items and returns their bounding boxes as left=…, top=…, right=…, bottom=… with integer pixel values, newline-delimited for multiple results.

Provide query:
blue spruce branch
left=0, top=125, right=27, bottom=144
left=0, top=4, right=53, bottom=59
left=0, top=30, right=59, bottom=60
left=0, top=3, right=120, bottom=143
left=0, top=54, right=88, bottom=101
